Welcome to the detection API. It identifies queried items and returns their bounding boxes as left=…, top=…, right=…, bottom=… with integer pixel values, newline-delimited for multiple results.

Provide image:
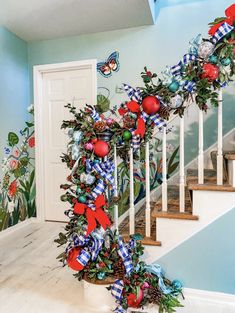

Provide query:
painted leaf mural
left=0, top=105, right=36, bottom=231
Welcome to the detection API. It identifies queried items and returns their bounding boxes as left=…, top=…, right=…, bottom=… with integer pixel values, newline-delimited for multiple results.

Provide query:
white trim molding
left=178, top=288, right=235, bottom=313
left=33, top=59, right=97, bottom=222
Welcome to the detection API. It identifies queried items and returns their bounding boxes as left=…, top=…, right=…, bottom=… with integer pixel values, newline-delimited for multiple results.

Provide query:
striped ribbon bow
left=141, top=111, right=166, bottom=131
left=123, top=83, right=142, bottom=103
left=212, top=22, right=234, bottom=44
left=117, top=238, right=134, bottom=276
left=111, top=280, right=126, bottom=313
left=86, top=159, right=115, bottom=202
left=91, top=108, right=101, bottom=122
left=86, top=159, right=114, bottom=184
left=170, top=53, right=197, bottom=76
left=66, top=232, right=104, bottom=268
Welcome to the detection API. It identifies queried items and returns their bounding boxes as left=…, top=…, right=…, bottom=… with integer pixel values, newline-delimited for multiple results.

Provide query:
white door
left=41, top=64, right=96, bottom=221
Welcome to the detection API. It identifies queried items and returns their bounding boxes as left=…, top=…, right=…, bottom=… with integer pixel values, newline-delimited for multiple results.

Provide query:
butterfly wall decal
left=97, top=51, right=120, bottom=78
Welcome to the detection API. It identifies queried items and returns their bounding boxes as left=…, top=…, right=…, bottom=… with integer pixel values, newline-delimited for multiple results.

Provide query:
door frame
left=33, top=59, right=97, bottom=222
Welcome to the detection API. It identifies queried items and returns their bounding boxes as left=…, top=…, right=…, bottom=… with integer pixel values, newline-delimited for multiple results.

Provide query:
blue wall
left=158, top=207, right=235, bottom=294
left=0, top=27, right=29, bottom=169
left=27, top=0, right=235, bottom=164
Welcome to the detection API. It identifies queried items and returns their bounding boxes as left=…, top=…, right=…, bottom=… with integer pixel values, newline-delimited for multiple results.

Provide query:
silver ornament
left=80, top=173, right=96, bottom=185
left=169, top=95, right=183, bottom=109
left=73, top=130, right=82, bottom=142
left=85, top=173, right=96, bottom=185
left=198, top=41, right=214, bottom=59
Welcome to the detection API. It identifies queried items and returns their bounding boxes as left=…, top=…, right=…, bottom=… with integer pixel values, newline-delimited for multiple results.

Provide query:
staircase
left=117, top=93, right=235, bottom=260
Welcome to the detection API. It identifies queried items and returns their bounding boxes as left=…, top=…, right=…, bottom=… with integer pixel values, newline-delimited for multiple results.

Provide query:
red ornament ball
left=67, top=247, right=84, bottom=271
left=127, top=289, right=143, bottom=308
left=93, top=140, right=110, bottom=158
left=201, top=63, right=219, bottom=81
left=142, top=96, right=160, bottom=115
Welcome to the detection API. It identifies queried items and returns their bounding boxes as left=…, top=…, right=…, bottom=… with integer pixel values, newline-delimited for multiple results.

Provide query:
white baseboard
left=0, top=217, right=38, bottom=239
left=177, top=288, right=235, bottom=313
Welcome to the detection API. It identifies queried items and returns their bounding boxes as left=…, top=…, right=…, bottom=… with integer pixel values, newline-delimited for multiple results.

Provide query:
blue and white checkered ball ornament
left=198, top=41, right=214, bottom=59
left=168, top=94, right=183, bottom=109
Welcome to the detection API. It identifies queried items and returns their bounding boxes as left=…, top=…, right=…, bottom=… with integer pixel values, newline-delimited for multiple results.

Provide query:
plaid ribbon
left=111, top=279, right=124, bottom=300
left=123, top=83, right=142, bottom=102
left=90, top=179, right=106, bottom=201
left=212, top=22, right=234, bottom=44
left=131, top=132, right=142, bottom=150
left=86, top=159, right=114, bottom=184
left=183, top=80, right=196, bottom=93
left=170, top=53, right=197, bottom=76
left=114, top=305, right=126, bottom=313
left=91, top=108, right=101, bottom=122
left=117, top=238, right=133, bottom=276
left=66, top=233, right=104, bottom=267
left=141, top=111, right=166, bottom=131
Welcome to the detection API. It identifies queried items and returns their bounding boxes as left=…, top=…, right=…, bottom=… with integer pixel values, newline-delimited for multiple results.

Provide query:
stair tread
left=187, top=168, right=218, bottom=184
left=122, top=234, right=161, bottom=246
left=188, top=183, right=235, bottom=192
left=152, top=211, right=199, bottom=220
left=225, top=153, right=235, bottom=160
left=119, top=204, right=157, bottom=242
left=153, top=185, right=193, bottom=214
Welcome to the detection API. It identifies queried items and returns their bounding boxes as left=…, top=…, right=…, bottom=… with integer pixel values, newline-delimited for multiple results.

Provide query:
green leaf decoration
left=19, top=157, right=29, bottom=167
left=8, top=132, right=19, bottom=147
left=96, top=94, right=110, bottom=113
left=25, top=122, right=34, bottom=128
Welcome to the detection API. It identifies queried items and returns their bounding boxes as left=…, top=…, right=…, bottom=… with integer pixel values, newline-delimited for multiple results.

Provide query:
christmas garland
left=55, top=5, right=235, bottom=313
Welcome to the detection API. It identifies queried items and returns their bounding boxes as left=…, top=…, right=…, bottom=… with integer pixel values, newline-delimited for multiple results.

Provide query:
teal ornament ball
left=76, top=187, right=82, bottom=194
left=208, top=55, right=218, bottom=64
left=221, top=57, right=231, bottom=66
left=168, top=81, right=180, bottom=93
left=123, top=130, right=132, bottom=141
left=97, top=272, right=106, bottom=280
left=78, top=195, right=87, bottom=203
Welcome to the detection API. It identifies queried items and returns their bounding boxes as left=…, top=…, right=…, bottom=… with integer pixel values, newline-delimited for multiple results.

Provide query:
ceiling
left=0, top=0, right=156, bottom=42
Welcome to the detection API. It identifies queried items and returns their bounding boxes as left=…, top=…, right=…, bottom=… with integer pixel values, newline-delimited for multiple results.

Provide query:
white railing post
left=145, top=141, right=151, bottom=237
left=162, top=126, right=168, bottom=212
left=179, top=116, right=185, bottom=213
left=217, top=89, right=223, bottom=185
left=113, top=145, right=119, bottom=233
left=198, top=110, right=204, bottom=184
left=129, top=147, right=135, bottom=235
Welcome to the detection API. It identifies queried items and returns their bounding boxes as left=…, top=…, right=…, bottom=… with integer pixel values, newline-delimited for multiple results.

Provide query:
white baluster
left=145, top=141, right=151, bottom=237
left=113, top=145, right=119, bottom=233
left=129, top=147, right=135, bottom=234
left=162, top=126, right=168, bottom=212
left=198, top=110, right=204, bottom=184
left=179, top=116, right=185, bottom=213
left=217, top=90, right=223, bottom=185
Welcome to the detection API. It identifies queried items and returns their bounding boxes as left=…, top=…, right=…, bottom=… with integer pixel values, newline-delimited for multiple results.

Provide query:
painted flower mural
left=0, top=105, right=36, bottom=231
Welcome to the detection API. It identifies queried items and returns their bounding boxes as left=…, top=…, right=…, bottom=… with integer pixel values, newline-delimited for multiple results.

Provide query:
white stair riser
left=228, top=160, right=235, bottom=187
left=144, top=190, right=235, bottom=263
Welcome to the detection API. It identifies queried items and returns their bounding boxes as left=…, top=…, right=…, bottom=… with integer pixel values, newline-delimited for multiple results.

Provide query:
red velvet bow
left=209, top=4, right=235, bottom=36
left=127, top=100, right=146, bottom=138
left=74, top=195, right=111, bottom=236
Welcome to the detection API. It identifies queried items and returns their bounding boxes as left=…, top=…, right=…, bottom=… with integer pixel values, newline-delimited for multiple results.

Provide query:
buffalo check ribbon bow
left=66, top=232, right=104, bottom=269
left=208, top=4, right=235, bottom=40
left=123, top=83, right=166, bottom=147
left=73, top=194, right=111, bottom=236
